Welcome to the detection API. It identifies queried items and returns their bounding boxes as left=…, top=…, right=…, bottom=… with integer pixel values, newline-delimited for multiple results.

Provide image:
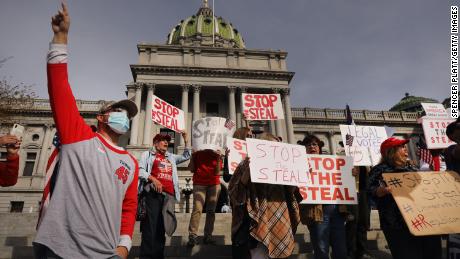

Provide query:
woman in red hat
left=368, top=137, right=442, bottom=259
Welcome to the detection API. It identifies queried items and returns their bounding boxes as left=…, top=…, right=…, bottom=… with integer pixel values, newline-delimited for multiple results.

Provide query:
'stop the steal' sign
left=192, top=117, right=236, bottom=151
left=226, top=137, right=247, bottom=175
left=339, top=125, right=387, bottom=166
left=382, top=171, right=460, bottom=236
left=242, top=93, right=284, bottom=120
left=152, top=95, right=185, bottom=132
left=299, top=155, right=357, bottom=205
left=421, top=118, right=455, bottom=149
left=246, top=138, right=308, bottom=186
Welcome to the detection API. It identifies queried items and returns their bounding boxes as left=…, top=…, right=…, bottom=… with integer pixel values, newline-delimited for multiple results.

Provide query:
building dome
left=389, top=93, right=439, bottom=112
left=166, top=1, right=245, bottom=48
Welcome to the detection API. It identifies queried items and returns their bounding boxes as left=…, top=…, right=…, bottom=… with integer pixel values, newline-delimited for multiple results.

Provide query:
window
left=10, top=201, right=24, bottom=213
left=206, top=103, right=219, bottom=116
left=0, top=152, right=7, bottom=160
left=32, top=134, right=40, bottom=141
left=23, top=152, right=37, bottom=176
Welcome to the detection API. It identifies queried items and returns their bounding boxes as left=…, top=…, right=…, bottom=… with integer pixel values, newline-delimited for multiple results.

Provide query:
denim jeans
left=308, top=205, right=347, bottom=259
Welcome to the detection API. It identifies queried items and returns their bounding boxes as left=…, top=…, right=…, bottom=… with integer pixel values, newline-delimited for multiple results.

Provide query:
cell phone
left=10, top=124, right=24, bottom=139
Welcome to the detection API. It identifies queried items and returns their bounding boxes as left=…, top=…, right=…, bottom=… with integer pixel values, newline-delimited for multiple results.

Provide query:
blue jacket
left=138, top=148, right=191, bottom=201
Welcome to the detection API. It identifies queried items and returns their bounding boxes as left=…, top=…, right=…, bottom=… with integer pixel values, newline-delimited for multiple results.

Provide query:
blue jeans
left=308, top=205, right=347, bottom=259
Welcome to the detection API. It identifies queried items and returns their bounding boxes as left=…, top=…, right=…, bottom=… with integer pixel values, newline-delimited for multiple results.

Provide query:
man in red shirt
left=138, top=132, right=191, bottom=259
left=0, top=135, right=20, bottom=187
left=187, top=149, right=224, bottom=246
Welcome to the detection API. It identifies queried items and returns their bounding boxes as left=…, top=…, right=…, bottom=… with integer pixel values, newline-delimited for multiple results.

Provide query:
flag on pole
left=417, top=139, right=433, bottom=166
left=37, top=133, right=61, bottom=228
left=345, top=104, right=355, bottom=125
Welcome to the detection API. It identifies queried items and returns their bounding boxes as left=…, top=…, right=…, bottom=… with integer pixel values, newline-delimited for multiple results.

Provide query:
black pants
left=139, top=191, right=166, bottom=259
left=346, top=191, right=370, bottom=259
left=383, top=227, right=442, bottom=259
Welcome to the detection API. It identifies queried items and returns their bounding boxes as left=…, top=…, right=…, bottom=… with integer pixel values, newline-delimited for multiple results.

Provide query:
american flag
left=37, top=133, right=61, bottom=228
left=417, top=140, right=433, bottom=166
left=224, top=119, right=235, bottom=130
left=345, top=134, right=354, bottom=146
left=345, top=104, right=355, bottom=125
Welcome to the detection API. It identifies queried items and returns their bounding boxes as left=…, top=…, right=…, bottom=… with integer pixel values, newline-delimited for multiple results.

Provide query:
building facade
left=0, top=2, right=427, bottom=213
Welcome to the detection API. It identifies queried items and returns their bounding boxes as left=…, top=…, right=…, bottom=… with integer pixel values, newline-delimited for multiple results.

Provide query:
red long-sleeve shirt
left=0, top=154, right=19, bottom=187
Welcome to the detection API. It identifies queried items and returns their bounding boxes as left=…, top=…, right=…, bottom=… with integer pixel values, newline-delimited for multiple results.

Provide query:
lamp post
left=181, top=178, right=193, bottom=213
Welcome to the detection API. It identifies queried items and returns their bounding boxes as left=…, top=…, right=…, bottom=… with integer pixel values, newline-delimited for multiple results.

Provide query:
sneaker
left=187, top=235, right=198, bottom=247
left=203, top=236, right=216, bottom=245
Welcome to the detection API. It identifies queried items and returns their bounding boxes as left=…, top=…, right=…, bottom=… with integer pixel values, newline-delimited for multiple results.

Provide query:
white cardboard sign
left=242, top=93, right=284, bottom=120
left=299, top=155, right=357, bottom=205
left=151, top=95, right=185, bottom=132
left=421, top=103, right=449, bottom=119
left=246, top=138, right=308, bottom=186
left=227, top=137, right=248, bottom=175
left=422, top=118, right=455, bottom=149
left=192, top=117, right=236, bottom=151
left=339, top=125, right=387, bottom=166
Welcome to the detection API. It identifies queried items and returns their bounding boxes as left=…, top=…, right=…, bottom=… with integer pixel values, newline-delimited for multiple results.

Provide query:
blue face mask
left=107, top=112, right=130, bottom=134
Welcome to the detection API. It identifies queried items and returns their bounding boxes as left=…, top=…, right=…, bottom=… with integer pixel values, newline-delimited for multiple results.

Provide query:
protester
left=299, top=134, right=348, bottom=259
left=346, top=166, right=374, bottom=259
left=228, top=132, right=302, bottom=259
left=34, top=4, right=139, bottom=258
left=446, top=118, right=460, bottom=174
left=368, top=137, right=442, bottom=259
left=138, top=132, right=190, bottom=259
left=0, top=135, right=21, bottom=187
left=187, top=148, right=224, bottom=246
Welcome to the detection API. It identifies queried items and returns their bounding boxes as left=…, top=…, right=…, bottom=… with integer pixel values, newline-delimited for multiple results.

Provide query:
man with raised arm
left=33, top=3, right=139, bottom=258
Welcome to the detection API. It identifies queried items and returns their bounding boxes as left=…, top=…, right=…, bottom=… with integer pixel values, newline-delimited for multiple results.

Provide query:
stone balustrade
left=291, top=107, right=421, bottom=122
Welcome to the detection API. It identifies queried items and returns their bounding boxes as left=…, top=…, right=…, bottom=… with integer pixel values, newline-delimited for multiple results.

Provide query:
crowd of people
left=1, top=3, right=459, bottom=259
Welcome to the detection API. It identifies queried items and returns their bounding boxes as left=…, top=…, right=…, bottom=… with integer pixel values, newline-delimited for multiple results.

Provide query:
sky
left=0, top=0, right=451, bottom=110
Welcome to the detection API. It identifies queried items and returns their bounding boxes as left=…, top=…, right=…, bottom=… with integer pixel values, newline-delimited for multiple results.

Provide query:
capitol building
left=0, top=1, right=444, bottom=214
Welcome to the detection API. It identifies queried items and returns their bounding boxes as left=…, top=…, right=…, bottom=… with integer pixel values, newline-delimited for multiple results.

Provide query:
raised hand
left=6, top=139, right=21, bottom=156
left=0, top=135, right=19, bottom=146
left=51, top=2, right=70, bottom=44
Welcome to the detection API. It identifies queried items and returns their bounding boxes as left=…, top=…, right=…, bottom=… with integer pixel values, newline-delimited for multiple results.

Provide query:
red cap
left=380, top=137, right=409, bottom=154
left=153, top=133, right=171, bottom=143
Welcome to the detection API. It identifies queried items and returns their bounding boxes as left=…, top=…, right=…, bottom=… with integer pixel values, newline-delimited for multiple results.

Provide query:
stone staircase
left=0, top=211, right=392, bottom=259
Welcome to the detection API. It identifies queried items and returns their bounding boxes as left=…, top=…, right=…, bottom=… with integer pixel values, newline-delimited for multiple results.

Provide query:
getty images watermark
left=452, top=6, right=459, bottom=118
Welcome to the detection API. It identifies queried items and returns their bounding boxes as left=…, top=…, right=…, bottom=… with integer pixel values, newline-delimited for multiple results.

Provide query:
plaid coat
left=229, top=159, right=302, bottom=258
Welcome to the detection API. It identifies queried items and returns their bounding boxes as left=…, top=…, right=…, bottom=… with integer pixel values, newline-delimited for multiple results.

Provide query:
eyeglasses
left=306, top=143, right=319, bottom=147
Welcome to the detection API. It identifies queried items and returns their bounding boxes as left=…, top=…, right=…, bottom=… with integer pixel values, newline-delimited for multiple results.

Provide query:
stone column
left=239, top=87, right=247, bottom=127
left=129, top=83, right=142, bottom=145
left=180, top=84, right=190, bottom=146
left=273, top=88, right=283, bottom=139
left=269, top=120, right=276, bottom=135
left=36, top=124, right=53, bottom=176
left=281, top=88, right=295, bottom=144
left=142, top=84, right=155, bottom=145
left=192, top=85, right=201, bottom=122
left=327, top=131, right=336, bottom=155
left=228, top=86, right=237, bottom=123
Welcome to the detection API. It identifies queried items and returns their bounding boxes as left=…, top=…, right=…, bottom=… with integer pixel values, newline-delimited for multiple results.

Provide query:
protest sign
left=246, top=138, right=308, bottom=186
left=421, top=103, right=449, bottom=119
left=422, top=118, right=455, bottom=149
left=242, top=93, right=284, bottom=120
left=339, top=125, right=387, bottom=166
left=382, top=171, right=460, bottom=236
left=151, top=95, right=185, bottom=132
left=299, top=155, right=357, bottom=205
left=227, top=137, right=247, bottom=175
left=192, top=117, right=236, bottom=151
